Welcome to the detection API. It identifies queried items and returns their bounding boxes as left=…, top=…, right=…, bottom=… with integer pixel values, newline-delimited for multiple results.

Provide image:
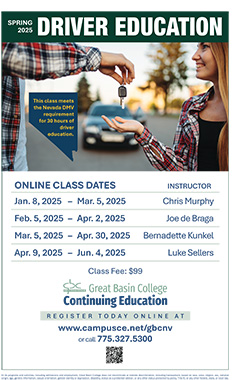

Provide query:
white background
left=2, top=171, right=229, bottom=370
left=1, top=0, right=239, bottom=378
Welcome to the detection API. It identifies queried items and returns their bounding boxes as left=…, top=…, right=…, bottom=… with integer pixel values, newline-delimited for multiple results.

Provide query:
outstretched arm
left=101, top=114, right=190, bottom=171
left=2, top=42, right=101, bottom=80
left=2, top=43, right=135, bottom=84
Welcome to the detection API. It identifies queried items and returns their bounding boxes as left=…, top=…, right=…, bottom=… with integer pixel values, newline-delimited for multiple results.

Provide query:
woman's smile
left=192, top=43, right=218, bottom=82
left=196, top=62, right=205, bottom=69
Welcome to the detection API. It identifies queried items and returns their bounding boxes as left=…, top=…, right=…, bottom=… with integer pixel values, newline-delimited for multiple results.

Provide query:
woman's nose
left=192, top=50, right=200, bottom=61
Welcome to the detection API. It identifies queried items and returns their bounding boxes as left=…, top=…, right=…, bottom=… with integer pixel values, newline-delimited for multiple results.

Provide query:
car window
left=90, top=105, right=131, bottom=117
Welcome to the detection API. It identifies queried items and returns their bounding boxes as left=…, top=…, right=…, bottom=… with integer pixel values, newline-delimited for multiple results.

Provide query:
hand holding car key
left=118, top=82, right=127, bottom=109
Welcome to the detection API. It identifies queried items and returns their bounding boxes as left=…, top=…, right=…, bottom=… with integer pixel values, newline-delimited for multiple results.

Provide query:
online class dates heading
left=14, top=181, right=116, bottom=190
left=2, top=12, right=228, bottom=42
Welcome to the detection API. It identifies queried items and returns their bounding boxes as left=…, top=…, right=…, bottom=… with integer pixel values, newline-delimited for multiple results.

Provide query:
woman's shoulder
left=182, top=87, right=213, bottom=111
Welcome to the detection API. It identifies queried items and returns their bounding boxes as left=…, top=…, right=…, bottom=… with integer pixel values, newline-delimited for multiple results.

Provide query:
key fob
left=118, top=85, right=127, bottom=109
left=118, top=85, right=127, bottom=98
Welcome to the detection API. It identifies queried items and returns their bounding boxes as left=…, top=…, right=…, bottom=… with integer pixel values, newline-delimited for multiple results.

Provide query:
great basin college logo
left=63, top=279, right=86, bottom=294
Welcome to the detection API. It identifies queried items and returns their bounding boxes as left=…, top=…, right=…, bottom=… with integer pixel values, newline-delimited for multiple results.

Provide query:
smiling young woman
left=102, top=42, right=229, bottom=172
left=209, top=43, right=228, bottom=171
left=192, top=42, right=228, bottom=171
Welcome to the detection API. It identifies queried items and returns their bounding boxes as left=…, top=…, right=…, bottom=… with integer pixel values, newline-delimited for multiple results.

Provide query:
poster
left=1, top=5, right=238, bottom=380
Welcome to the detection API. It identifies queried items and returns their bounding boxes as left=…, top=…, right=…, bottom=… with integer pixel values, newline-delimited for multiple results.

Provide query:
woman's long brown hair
left=210, top=43, right=228, bottom=171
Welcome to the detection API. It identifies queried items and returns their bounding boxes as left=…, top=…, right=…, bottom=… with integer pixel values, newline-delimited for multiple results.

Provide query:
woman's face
left=192, top=43, right=218, bottom=83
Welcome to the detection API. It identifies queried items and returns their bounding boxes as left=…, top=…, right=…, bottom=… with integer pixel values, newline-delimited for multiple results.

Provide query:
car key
left=118, top=84, right=127, bottom=109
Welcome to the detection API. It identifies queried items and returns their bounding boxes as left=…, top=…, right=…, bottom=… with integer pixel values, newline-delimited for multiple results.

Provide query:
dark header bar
left=2, top=11, right=228, bottom=42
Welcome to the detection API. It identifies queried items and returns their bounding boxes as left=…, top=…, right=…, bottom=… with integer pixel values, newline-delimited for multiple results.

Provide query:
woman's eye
left=202, top=44, right=210, bottom=50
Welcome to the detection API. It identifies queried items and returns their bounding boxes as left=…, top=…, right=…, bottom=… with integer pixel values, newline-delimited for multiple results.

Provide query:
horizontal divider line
left=11, top=225, right=220, bottom=228
left=11, top=191, right=220, bottom=193
left=11, top=260, right=220, bottom=263
left=11, top=208, right=221, bottom=211
left=11, top=242, right=219, bottom=245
